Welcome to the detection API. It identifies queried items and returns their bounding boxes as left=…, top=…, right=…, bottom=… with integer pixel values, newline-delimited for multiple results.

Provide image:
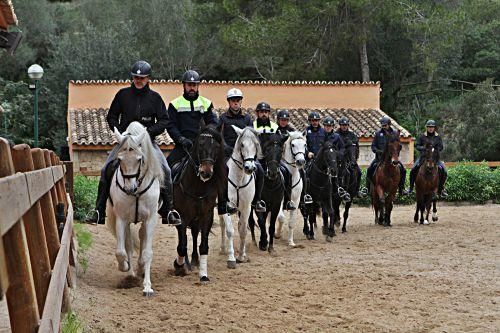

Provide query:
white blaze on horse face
left=119, top=144, right=143, bottom=192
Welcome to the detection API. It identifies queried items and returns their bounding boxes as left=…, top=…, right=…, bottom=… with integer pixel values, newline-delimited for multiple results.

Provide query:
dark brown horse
left=372, top=131, right=401, bottom=227
left=414, top=142, right=440, bottom=225
left=172, top=124, right=225, bottom=283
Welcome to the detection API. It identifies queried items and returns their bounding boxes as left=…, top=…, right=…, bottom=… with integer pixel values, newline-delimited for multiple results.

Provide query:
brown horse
left=414, top=142, right=440, bottom=225
left=372, top=131, right=401, bottom=227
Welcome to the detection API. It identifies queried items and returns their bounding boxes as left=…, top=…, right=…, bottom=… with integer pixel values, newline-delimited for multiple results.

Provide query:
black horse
left=301, top=141, right=341, bottom=241
left=331, top=140, right=362, bottom=234
left=249, top=133, right=287, bottom=254
left=172, top=124, right=225, bottom=283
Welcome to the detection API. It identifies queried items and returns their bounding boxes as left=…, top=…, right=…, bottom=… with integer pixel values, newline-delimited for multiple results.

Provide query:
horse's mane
left=111, top=122, right=165, bottom=185
left=199, top=124, right=223, bottom=144
left=234, top=127, right=263, bottom=160
left=288, top=131, right=305, bottom=141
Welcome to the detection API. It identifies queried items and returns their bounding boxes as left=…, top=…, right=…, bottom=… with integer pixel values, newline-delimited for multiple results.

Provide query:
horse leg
left=268, top=210, right=278, bottom=255
left=302, top=207, right=310, bottom=238
left=191, top=226, right=200, bottom=268
left=419, top=199, right=425, bottom=225
left=432, top=195, right=439, bottom=221
left=139, top=217, right=157, bottom=296
left=287, top=209, right=297, bottom=247
left=413, top=202, right=419, bottom=223
left=258, top=212, right=268, bottom=251
left=223, top=214, right=236, bottom=268
left=342, top=202, right=351, bottom=233
left=309, top=211, right=316, bottom=240
left=198, top=217, right=213, bottom=283
left=219, top=215, right=227, bottom=255
left=424, top=196, right=431, bottom=225
left=174, top=224, right=191, bottom=276
left=275, top=204, right=285, bottom=239
left=385, top=197, right=393, bottom=227
left=115, top=218, right=130, bottom=272
left=378, top=192, right=385, bottom=226
left=249, top=209, right=258, bottom=247
left=236, top=206, right=251, bottom=264
left=321, top=209, right=329, bottom=236
left=124, top=223, right=135, bottom=275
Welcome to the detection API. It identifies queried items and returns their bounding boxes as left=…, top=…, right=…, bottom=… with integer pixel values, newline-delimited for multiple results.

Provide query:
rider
left=336, top=116, right=363, bottom=197
left=165, top=69, right=237, bottom=215
left=86, top=60, right=181, bottom=225
left=305, top=111, right=325, bottom=161
left=253, top=102, right=295, bottom=210
left=366, top=115, right=408, bottom=196
left=407, top=119, right=448, bottom=197
left=323, top=116, right=345, bottom=154
left=217, top=88, right=266, bottom=213
left=276, top=109, right=296, bottom=136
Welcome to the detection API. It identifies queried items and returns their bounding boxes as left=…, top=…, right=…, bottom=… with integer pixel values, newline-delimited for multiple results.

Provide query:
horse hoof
left=191, top=258, right=200, bottom=268
left=200, top=276, right=210, bottom=284
left=173, top=260, right=191, bottom=277
left=341, top=229, right=347, bottom=234
left=288, top=242, right=296, bottom=247
left=321, top=226, right=328, bottom=235
left=414, top=219, right=418, bottom=223
left=384, top=223, right=392, bottom=228
left=326, top=236, right=332, bottom=242
left=143, top=290, right=154, bottom=297
left=268, top=248, right=277, bottom=256
left=432, top=216, right=439, bottom=222
left=274, top=234, right=281, bottom=240
left=236, top=257, right=250, bottom=264
left=118, top=260, right=129, bottom=272
left=259, top=244, right=267, bottom=251
left=423, top=220, right=429, bottom=225
left=227, top=261, right=237, bottom=269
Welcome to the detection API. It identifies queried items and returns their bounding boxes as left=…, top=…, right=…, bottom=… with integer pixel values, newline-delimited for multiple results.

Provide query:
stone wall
left=358, top=142, right=412, bottom=166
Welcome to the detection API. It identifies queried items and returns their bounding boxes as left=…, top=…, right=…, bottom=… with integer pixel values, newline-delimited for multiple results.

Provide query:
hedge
left=73, top=162, right=499, bottom=218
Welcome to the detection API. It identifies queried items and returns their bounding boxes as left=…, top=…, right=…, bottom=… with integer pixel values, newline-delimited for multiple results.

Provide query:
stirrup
left=285, top=201, right=296, bottom=211
left=163, top=210, right=182, bottom=226
left=303, top=194, right=313, bottom=204
left=359, top=187, right=368, bottom=197
left=254, top=200, right=266, bottom=213
left=84, top=209, right=104, bottom=225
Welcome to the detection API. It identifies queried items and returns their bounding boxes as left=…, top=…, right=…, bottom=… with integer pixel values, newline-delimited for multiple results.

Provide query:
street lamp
left=28, top=64, right=43, bottom=147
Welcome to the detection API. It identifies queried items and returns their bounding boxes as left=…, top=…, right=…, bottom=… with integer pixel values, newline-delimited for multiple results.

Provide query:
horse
left=172, top=124, right=225, bottom=283
left=275, top=131, right=307, bottom=246
left=301, top=141, right=341, bottom=242
left=331, top=140, right=362, bottom=234
left=371, top=130, right=401, bottom=227
left=219, top=126, right=262, bottom=268
left=249, top=132, right=287, bottom=254
left=106, top=122, right=164, bottom=296
left=414, top=142, right=440, bottom=225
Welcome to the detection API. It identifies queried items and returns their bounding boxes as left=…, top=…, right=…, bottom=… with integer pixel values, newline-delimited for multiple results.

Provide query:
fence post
left=43, top=149, right=59, bottom=215
left=50, top=152, right=67, bottom=215
left=63, top=161, right=74, bottom=206
left=32, top=148, right=61, bottom=267
left=0, top=138, right=40, bottom=333
left=11, top=144, right=52, bottom=315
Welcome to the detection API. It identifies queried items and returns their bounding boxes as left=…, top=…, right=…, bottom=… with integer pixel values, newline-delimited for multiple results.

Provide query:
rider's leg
left=154, top=144, right=181, bottom=225
left=354, top=164, right=364, bottom=197
left=366, top=159, right=377, bottom=192
left=408, top=158, right=421, bottom=193
left=438, top=161, right=448, bottom=197
left=251, top=162, right=266, bottom=213
left=281, top=164, right=296, bottom=210
left=300, top=167, right=312, bottom=204
left=398, top=162, right=408, bottom=195
left=216, top=154, right=238, bottom=215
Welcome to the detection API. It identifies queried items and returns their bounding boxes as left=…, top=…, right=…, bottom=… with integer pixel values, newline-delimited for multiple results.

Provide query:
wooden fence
left=0, top=138, right=76, bottom=333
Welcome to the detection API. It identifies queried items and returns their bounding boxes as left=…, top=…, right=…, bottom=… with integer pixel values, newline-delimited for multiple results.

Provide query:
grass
left=74, top=222, right=92, bottom=274
left=61, top=311, right=86, bottom=333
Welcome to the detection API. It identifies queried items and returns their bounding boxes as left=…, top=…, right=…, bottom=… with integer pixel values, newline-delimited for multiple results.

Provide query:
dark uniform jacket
left=337, top=129, right=359, bottom=160
left=276, top=124, right=296, bottom=136
left=166, top=92, right=218, bottom=145
left=217, top=110, right=252, bottom=157
left=371, top=127, right=400, bottom=160
left=305, top=125, right=326, bottom=156
left=325, top=131, right=345, bottom=158
left=416, top=132, right=443, bottom=158
left=107, top=83, right=168, bottom=139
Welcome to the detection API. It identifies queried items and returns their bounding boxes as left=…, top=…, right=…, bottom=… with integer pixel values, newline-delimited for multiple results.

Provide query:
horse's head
left=284, top=131, right=307, bottom=169
left=193, top=124, right=223, bottom=182
left=344, top=140, right=358, bottom=169
left=262, top=133, right=287, bottom=179
left=232, top=125, right=261, bottom=175
left=383, top=131, right=401, bottom=166
left=113, top=127, right=146, bottom=194
left=317, top=140, right=339, bottom=178
left=424, top=141, right=439, bottom=173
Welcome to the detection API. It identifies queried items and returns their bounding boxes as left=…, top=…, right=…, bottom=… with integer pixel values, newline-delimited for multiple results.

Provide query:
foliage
left=61, top=311, right=87, bottom=333
left=73, top=175, right=98, bottom=220
left=74, top=222, right=92, bottom=274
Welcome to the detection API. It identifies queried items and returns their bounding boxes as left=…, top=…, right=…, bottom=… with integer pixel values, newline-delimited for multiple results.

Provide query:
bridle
left=283, top=137, right=306, bottom=168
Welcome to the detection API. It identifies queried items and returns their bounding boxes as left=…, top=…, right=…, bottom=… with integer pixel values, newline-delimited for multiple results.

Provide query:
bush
left=73, top=175, right=98, bottom=220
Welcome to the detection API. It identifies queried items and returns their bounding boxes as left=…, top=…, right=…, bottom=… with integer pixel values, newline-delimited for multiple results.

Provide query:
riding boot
left=398, top=163, right=409, bottom=196
left=366, top=164, right=375, bottom=194
left=159, top=167, right=181, bottom=226
left=217, top=182, right=239, bottom=215
left=299, top=168, right=312, bottom=204
left=438, top=165, right=448, bottom=197
left=85, top=160, right=117, bottom=224
left=408, top=166, right=419, bottom=194
left=251, top=162, right=266, bottom=213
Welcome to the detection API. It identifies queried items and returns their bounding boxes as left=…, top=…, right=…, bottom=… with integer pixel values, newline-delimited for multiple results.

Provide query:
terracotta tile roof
left=69, top=79, right=380, bottom=86
left=0, top=0, right=18, bottom=28
left=69, top=107, right=410, bottom=147
left=68, top=108, right=173, bottom=146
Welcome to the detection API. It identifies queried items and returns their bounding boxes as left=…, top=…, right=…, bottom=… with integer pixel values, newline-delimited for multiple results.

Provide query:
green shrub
left=61, top=311, right=86, bottom=333
left=74, top=223, right=92, bottom=273
left=73, top=175, right=98, bottom=220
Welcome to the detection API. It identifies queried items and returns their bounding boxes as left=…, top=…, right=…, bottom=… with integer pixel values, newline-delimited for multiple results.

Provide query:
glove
left=178, top=137, right=193, bottom=151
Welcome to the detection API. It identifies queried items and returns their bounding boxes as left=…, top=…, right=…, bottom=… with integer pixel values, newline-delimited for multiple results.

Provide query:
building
left=67, top=80, right=413, bottom=175
left=0, top=0, right=21, bottom=54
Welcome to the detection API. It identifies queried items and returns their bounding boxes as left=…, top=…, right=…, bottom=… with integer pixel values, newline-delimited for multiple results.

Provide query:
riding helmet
left=131, top=60, right=151, bottom=77
left=256, top=102, right=271, bottom=112
left=308, top=111, right=321, bottom=120
left=339, top=116, right=349, bottom=125
left=226, top=88, right=243, bottom=100
left=182, top=70, right=200, bottom=83
left=277, top=109, right=290, bottom=120
left=322, top=116, right=335, bottom=126
left=379, top=115, right=391, bottom=126
left=425, top=119, right=436, bottom=127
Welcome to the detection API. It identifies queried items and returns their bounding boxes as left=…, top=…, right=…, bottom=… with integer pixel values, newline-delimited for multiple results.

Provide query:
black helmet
left=322, top=116, right=335, bottom=126
left=380, top=115, right=391, bottom=126
left=339, top=116, right=349, bottom=125
left=308, top=111, right=321, bottom=120
left=182, top=70, right=200, bottom=83
left=277, top=109, right=290, bottom=120
left=256, top=102, right=271, bottom=112
left=425, top=119, right=436, bottom=127
left=131, top=60, right=151, bottom=77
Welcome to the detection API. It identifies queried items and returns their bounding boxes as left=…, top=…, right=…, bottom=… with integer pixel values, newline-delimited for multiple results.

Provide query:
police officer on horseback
left=366, top=115, right=408, bottom=196
left=305, top=111, right=325, bottom=160
left=276, top=109, right=296, bottom=136
left=166, top=70, right=237, bottom=215
left=336, top=116, right=364, bottom=197
left=86, top=60, right=181, bottom=225
left=217, top=88, right=266, bottom=213
left=407, top=120, right=448, bottom=197
left=323, top=116, right=345, bottom=153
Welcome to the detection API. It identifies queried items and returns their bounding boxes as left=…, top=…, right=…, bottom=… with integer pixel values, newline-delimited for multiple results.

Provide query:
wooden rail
left=0, top=138, right=75, bottom=333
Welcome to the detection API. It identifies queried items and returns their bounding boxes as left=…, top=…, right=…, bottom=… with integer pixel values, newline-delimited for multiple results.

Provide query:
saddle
left=171, top=157, right=190, bottom=184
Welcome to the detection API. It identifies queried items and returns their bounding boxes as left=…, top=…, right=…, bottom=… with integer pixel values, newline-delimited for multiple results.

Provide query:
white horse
left=106, top=122, right=164, bottom=296
left=275, top=131, right=307, bottom=246
left=219, top=126, right=262, bottom=268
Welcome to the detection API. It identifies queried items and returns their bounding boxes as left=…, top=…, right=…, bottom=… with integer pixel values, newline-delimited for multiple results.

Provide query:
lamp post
left=28, top=64, right=43, bottom=147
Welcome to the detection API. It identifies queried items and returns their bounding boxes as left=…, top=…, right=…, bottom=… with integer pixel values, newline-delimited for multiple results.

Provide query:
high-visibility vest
left=171, top=95, right=212, bottom=113
left=253, top=120, right=278, bottom=134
